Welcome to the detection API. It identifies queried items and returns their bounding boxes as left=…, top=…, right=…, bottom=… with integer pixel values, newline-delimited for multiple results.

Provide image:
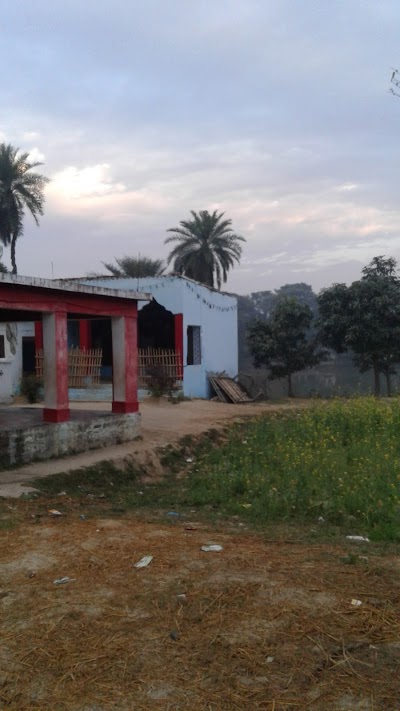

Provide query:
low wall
left=0, top=412, right=141, bottom=469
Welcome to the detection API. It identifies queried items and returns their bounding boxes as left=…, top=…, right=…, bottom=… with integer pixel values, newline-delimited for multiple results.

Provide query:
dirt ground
left=1, top=400, right=400, bottom=709
left=1, top=510, right=400, bottom=710
left=0, top=399, right=304, bottom=497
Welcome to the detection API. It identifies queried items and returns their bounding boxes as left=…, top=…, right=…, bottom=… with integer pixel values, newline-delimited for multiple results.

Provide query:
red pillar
left=174, top=313, right=184, bottom=379
left=34, top=320, right=43, bottom=351
left=42, top=311, right=70, bottom=423
left=111, top=310, right=138, bottom=413
left=79, top=319, right=91, bottom=350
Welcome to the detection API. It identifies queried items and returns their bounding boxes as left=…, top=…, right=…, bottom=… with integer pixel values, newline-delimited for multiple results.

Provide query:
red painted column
left=111, top=309, right=138, bottom=414
left=174, top=313, right=184, bottom=379
left=42, top=311, right=70, bottom=423
left=34, top=320, right=43, bottom=351
left=79, top=319, right=91, bottom=350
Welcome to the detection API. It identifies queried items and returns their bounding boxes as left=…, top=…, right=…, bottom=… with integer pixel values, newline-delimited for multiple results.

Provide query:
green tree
left=317, top=256, right=400, bottom=396
left=103, top=255, right=165, bottom=278
left=165, top=210, right=245, bottom=289
left=247, top=297, right=325, bottom=397
left=0, top=143, right=49, bottom=274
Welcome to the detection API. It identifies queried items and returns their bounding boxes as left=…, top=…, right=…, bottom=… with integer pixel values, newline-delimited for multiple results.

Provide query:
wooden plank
left=208, top=376, right=229, bottom=402
left=209, top=376, right=252, bottom=403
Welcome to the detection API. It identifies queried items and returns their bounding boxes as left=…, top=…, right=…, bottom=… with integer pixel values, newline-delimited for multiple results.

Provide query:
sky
left=1, top=0, right=400, bottom=295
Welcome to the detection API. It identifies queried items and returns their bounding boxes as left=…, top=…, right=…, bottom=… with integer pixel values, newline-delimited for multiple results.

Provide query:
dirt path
left=0, top=399, right=305, bottom=497
left=1, top=513, right=399, bottom=710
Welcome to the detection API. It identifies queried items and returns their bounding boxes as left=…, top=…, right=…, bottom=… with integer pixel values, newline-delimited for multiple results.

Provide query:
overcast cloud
left=1, top=0, right=400, bottom=293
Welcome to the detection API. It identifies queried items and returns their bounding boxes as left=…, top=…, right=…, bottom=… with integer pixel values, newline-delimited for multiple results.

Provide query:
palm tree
left=103, top=255, right=165, bottom=278
left=165, top=210, right=245, bottom=289
left=0, top=143, right=49, bottom=274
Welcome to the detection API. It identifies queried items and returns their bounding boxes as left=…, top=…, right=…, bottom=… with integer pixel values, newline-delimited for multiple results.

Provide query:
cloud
left=48, top=164, right=125, bottom=201
left=1, top=0, right=400, bottom=292
left=28, top=146, right=45, bottom=163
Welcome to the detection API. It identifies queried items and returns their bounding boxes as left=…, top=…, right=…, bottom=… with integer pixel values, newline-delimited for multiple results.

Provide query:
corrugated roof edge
left=0, top=273, right=151, bottom=301
left=60, top=272, right=236, bottom=298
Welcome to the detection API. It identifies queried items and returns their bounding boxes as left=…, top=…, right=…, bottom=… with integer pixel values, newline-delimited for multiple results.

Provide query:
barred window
left=0, top=336, right=5, bottom=359
left=187, top=326, right=201, bottom=365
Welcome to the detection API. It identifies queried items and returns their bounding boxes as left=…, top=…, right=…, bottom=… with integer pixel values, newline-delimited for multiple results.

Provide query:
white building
left=83, top=275, right=238, bottom=399
left=0, top=322, right=35, bottom=402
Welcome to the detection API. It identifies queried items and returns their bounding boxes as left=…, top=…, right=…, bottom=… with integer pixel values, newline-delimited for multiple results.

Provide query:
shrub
left=146, top=366, right=177, bottom=399
left=20, top=374, right=43, bottom=403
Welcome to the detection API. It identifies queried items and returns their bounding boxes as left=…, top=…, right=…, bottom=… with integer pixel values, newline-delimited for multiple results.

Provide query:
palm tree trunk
left=10, top=234, right=17, bottom=274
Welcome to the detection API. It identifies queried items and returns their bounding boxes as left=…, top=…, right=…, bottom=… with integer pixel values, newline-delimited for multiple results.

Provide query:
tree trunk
left=373, top=362, right=380, bottom=397
left=386, top=370, right=392, bottom=397
left=10, top=234, right=17, bottom=275
left=287, top=373, right=294, bottom=398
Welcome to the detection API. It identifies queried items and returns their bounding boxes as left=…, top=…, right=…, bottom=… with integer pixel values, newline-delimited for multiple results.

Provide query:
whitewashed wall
left=0, top=322, right=34, bottom=402
left=85, top=276, right=238, bottom=399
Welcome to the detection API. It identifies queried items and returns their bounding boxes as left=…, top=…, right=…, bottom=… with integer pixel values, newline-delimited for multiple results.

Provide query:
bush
left=146, top=366, right=177, bottom=399
left=20, top=374, right=43, bottom=403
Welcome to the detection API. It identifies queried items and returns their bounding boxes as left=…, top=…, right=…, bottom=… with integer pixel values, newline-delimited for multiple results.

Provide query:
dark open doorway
left=22, top=337, right=36, bottom=374
left=138, top=300, right=174, bottom=349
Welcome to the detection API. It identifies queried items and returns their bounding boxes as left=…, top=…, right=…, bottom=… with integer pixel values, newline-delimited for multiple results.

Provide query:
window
left=187, top=326, right=201, bottom=365
left=0, top=335, right=5, bottom=359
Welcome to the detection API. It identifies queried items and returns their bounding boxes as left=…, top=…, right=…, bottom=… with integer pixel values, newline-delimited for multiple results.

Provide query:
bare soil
left=1, top=399, right=400, bottom=709
left=1, top=512, right=399, bottom=710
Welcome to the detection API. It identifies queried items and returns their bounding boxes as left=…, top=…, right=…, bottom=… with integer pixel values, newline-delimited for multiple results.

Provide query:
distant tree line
left=247, top=256, right=400, bottom=398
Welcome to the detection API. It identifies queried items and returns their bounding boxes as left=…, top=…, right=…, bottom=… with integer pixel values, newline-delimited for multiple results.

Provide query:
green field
left=34, top=397, right=400, bottom=541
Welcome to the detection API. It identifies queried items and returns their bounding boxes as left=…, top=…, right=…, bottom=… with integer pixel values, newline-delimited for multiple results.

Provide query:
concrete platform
left=0, top=406, right=140, bottom=469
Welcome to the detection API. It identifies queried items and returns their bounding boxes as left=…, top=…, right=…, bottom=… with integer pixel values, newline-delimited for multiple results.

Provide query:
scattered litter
left=186, top=458, right=193, bottom=463
left=138, top=491, right=144, bottom=496
left=133, top=555, right=153, bottom=569
left=351, top=599, right=362, bottom=607
left=241, top=503, right=252, bottom=509
left=317, top=516, right=325, bottom=523
left=201, top=545, right=223, bottom=552
left=58, top=491, right=67, bottom=496
left=169, top=630, right=180, bottom=641
left=167, top=511, right=181, bottom=517
left=242, top=440, right=248, bottom=444
left=53, top=577, right=76, bottom=585
left=185, top=526, right=197, bottom=531
left=266, top=656, right=274, bottom=663
left=48, top=509, right=62, bottom=517
left=79, top=515, right=86, bottom=520
left=346, top=535, right=370, bottom=543
left=28, top=571, right=36, bottom=579
left=177, top=594, right=187, bottom=601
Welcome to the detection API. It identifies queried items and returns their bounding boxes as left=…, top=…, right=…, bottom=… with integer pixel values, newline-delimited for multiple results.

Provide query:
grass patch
left=31, top=398, right=400, bottom=540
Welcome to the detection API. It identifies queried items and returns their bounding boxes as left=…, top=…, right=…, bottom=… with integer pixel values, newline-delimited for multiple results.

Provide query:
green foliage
left=185, top=398, right=400, bottom=539
left=247, top=297, right=326, bottom=396
left=317, top=256, right=400, bottom=396
left=0, top=143, right=49, bottom=274
left=165, top=209, right=245, bottom=289
left=103, top=255, right=165, bottom=278
left=20, top=374, right=43, bottom=403
left=33, top=399, right=400, bottom=541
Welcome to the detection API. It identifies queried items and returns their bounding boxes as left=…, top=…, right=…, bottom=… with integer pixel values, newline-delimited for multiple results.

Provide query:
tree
left=0, top=143, right=49, bottom=274
left=317, top=256, right=400, bottom=396
left=247, top=297, right=325, bottom=397
left=165, top=210, right=245, bottom=289
left=103, top=255, right=165, bottom=278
